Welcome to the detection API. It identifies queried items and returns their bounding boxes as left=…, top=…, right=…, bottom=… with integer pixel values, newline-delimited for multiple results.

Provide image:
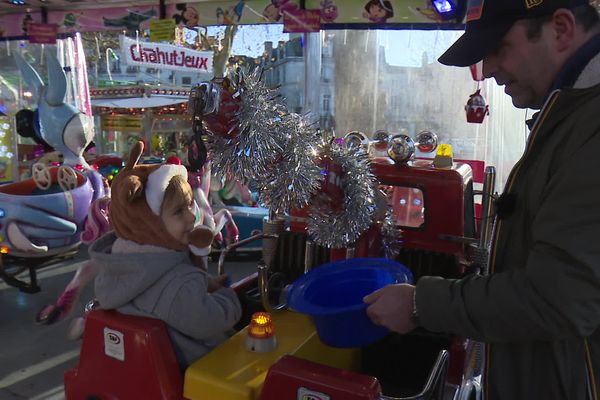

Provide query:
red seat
left=260, top=355, right=381, bottom=400
left=64, top=309, right=183, bottom=400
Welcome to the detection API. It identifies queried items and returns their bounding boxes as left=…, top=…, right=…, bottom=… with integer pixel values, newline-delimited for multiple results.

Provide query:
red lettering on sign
left=128, top=44, right=209, bottom=71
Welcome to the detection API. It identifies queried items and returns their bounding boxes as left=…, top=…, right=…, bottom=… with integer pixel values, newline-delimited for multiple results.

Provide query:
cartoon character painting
left=216, top=0, right=245, bottom=24
left=414, top=4, right=445, bottom=22
left=320, top=0, right=338, bottom=22
left=173, top=3, right=199, bottom=28
left=262, top=3, right=281, bottom=22
left=262, top=0, right=298, bottom=23
left=0, top=161, right=6, bottom=179
left=363, top=0, right=394, bottom=23
left=22, top=13, right=34, bottom=35
left=62, top=13, right=82, bottom=31
left=103, top=9, right=156, bottom=34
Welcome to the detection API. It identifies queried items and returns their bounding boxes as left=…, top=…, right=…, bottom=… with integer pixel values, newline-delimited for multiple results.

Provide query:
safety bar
left=478, top=166, right=496, bottom=249
left=258, top=260, right=287, bottom=312
left=217, top=233, right=279, bottom=276
left=378, top=349, right=449, bottom=400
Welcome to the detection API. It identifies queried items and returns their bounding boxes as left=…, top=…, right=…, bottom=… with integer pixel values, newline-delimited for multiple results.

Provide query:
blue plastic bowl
left=287, top=258, right=413, bottom=348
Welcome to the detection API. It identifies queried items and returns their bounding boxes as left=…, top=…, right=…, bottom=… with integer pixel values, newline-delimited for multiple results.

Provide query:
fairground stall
left=0, top=0, right=549, bottom=399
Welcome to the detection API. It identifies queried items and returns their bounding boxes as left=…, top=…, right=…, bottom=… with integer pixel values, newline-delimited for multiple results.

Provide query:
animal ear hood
left=109, top=141, right=187, bottom=251
left=146, top=164, right=188, bottom=215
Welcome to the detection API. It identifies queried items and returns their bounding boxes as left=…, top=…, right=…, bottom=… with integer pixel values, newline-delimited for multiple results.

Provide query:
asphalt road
left=0, top=246, right=260, bottom=399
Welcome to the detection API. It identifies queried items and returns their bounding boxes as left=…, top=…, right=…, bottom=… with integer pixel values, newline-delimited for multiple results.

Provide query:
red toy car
left=65, top=134, right=493, bottom=400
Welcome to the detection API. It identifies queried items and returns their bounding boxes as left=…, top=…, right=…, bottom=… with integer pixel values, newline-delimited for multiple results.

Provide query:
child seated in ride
left=89, top=141, right=242, bottom=369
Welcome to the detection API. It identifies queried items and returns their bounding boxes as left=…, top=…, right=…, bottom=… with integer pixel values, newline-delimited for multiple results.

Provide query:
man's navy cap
left=438, top=0, right=590, bottom=67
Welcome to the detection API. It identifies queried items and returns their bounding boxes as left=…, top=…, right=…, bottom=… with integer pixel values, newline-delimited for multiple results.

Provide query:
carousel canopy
left=90, top=85, right=190, bottom=109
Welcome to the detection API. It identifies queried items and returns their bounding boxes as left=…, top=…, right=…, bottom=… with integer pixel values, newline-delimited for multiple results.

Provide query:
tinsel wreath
left=307, top=141, right=378, bottom=248
left=207, top=69, right=323, bottom=213
left=258, top=113, right=323, bottom=213
left=381, top=208, right=403, bottom=259
left=371, top=188, right=403, bottom=259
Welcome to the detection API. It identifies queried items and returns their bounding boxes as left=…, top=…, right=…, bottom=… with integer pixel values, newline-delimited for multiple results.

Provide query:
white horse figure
left=188, top=162, right=240, bottom=248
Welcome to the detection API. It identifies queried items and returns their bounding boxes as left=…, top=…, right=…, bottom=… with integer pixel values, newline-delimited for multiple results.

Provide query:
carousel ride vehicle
left=64, top=74, right=492, bottom=400
left=0, top=50, right=105, bottom=293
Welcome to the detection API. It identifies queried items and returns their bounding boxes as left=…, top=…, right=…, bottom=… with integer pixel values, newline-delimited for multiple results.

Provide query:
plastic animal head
left=15, top=50, right=94, bottom=169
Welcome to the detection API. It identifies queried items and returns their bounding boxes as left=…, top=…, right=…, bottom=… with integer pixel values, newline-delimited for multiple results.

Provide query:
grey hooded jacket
left=90, top=232, right=242, bottom=369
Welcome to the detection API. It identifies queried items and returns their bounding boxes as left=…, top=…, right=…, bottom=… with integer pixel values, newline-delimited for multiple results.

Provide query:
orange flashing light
left=248, top=312, right=275, bottom=339
left=0, top=246, right=9, bottom=254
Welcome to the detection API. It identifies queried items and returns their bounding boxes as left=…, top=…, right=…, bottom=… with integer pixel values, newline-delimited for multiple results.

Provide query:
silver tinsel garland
left=204, top=69, right=378, bottom=246
left=207, top=69, right=323, bottom=213
left=381, top=208, right=403, bottom=259
left=207, top=69, right=287, bottom=183
left=307, top=141, right=378, bottom=248
left=258, top=113, right=323, bottom=213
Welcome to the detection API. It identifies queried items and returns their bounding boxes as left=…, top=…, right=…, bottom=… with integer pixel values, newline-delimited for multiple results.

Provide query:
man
left=364, top=1, right=600, bottom=399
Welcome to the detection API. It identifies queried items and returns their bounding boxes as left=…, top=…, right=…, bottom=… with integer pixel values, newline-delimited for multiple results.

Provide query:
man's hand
left=364, top=283, right=417, bottom=334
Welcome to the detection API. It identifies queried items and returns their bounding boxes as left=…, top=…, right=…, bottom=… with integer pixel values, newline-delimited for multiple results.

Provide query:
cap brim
left=438, top=21, right=514, bottom=67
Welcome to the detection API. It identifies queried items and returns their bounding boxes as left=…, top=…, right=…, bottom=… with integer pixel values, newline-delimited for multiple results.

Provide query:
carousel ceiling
left=0, top=0, right=211, bottom=15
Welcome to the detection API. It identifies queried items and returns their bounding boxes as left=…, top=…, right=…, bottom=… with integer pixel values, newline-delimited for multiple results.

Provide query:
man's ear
left=551, top=9, right=578, bottom=53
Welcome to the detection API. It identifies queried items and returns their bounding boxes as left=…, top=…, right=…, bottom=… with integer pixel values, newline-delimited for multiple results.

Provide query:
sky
left=184, top=24, right=463, bottom=68
left=184, top=24, right=290, bottom=58
left=379, top=29, right=462, bottom=68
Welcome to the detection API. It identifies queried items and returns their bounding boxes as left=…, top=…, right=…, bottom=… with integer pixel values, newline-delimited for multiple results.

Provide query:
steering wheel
left=58, top=165, right=78, bottom=192
left=32, top=163, right=52, bottom=191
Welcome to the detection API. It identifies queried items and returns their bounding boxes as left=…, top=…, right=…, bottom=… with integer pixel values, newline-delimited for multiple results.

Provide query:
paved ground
left=0, top=246, right=259, bottom=399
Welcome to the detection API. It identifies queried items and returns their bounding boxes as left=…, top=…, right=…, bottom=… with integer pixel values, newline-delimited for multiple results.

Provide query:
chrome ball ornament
left=388, top=134, right=415, bottom=163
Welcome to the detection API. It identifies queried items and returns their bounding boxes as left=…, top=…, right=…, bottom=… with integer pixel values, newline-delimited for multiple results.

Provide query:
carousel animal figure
left=36, top=196, right=111, bottom=326
left=186, top=133, right=239, bottom=250
left=188, top=162, right=240, bottom=253
left=38, top=145, right=240, bottom=328
left=208, top=170, right=253, bottom=208
left=0, top=50, right=105, bottom=292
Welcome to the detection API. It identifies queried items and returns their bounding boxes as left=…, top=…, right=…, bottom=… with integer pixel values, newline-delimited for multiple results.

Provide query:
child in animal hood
left=90, top=141, right=241, bottom=369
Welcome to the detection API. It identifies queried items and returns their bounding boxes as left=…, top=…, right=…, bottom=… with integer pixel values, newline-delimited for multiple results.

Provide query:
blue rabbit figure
left=15, top=49, right=105, bottom=201
left=0, top=49, right=105, bottom=258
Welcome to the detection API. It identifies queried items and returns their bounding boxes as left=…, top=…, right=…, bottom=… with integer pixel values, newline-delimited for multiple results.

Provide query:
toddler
left=90, top=141, right=242, bottom=369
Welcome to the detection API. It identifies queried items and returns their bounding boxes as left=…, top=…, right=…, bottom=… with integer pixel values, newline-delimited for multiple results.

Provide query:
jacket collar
left=527, top=33, right=600, bottom=129
left=551, top=33, right=600, bottom=91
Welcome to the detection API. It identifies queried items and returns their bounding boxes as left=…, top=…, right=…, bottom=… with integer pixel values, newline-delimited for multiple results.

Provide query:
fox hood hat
left=109, top=141, right=189, bottom=251
left=438, top=0, right=590, bottom=67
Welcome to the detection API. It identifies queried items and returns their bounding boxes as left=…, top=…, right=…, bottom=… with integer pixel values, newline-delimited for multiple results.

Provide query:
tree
left=197, top=25, right=239, bottom=79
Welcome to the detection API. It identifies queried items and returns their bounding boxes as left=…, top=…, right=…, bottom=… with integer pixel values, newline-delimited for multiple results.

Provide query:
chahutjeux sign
left=120, top=35, right=213, bottom=74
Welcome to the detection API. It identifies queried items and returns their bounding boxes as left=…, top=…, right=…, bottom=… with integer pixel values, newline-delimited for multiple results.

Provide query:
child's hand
left=207, top=274, right=230, bottom=292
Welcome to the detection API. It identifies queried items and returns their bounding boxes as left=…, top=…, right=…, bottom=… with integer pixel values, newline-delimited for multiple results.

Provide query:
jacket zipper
left=484, top=90, right=560, bottom=400
left=586, top=339, right=598, bottom=400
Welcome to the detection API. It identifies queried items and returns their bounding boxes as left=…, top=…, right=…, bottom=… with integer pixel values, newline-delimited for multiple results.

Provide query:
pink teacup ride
left=0, top=50, right=105, bottom=293
left=0, top=164, right=97, bottom=292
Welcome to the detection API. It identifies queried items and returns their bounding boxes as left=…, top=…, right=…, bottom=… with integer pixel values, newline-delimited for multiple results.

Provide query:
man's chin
left=510, top=94, right=533, bottom=109
left=511, top=98, right=528, bottom=109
